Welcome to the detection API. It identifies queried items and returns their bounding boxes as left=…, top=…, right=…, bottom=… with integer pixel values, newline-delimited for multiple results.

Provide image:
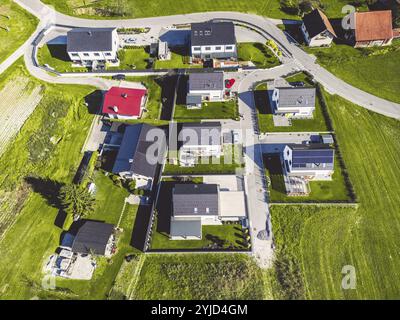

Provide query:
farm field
left=306, top=40, right=400, bottom=104
left=271, top=91, right=400, bottom=299
left=0, top=1, right=38, bottom=64
left=41, top=0, right=363, bottom=20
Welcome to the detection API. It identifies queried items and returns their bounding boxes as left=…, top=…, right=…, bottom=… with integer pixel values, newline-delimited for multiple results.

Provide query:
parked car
left=112, top=74, right=126, bottom=81
left=225, top=79, right=236, bottom=89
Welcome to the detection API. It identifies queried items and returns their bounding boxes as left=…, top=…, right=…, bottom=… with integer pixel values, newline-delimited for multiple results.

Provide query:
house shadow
left=130, top=205, right=152, bottom=251
left=156, top=75, right=179, bottom=121
left=47, top=44, right=71, bottom=62
left=175, top=75, right=188, bottom=105
left=84, top=90, right=104, bottom=115
left=159, top=29, right=191, bottom=47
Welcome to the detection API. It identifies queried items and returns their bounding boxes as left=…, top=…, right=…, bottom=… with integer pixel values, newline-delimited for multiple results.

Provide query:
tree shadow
left=25, top=176, right=64, bottom=209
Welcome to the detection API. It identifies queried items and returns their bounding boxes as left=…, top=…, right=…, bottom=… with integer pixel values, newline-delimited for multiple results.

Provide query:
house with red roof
left=102, top=87, right=147, bottom=120
left=344, top=10, right=394, bottom=47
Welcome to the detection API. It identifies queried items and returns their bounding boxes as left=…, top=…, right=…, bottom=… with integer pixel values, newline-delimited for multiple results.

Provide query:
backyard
left=255, top=73, right=329, bottom=133
left=174, top=100, right=239, bottom=121
left=271, top=91, right=400, bottom=299
left=109, top=47, right=150, bottom=70
left=154, top=47, right=200, bottom=69
left=0, top=1, right=38, bottom=64
left=237, top=42, right=281, bottom=68
left=37, top=44, right=87, bottom=73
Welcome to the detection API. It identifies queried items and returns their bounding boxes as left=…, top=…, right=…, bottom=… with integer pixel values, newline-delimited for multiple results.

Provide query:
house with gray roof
left=283, top=144, right=335, bottom=180
left=190, top=22, right=237, bottom=60
left=67, top=28, right=119, bottom=66
left=170, top=183, right=246, bottom=240
left=112, top=124, right=167, bottom=190
left=178, top=122, right=222, bottom=166
left=186, top=72, right=225, bottom=108
left=272, top=87, right=316, bottom=118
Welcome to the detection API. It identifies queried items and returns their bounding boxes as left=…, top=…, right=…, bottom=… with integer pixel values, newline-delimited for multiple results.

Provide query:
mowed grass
left=109, top=47, right=150, bottom=70
left=41, top=0, right=362, bottom=20
left=37, top=44, right=87, bottom=73
left=0, top=1, right=38, bottom=64
left=174, top=100, right=239, bottom=120
left=237, top=42, right=280, bottom=68
left=131, top=254, right=264, bottom=299
left=306, top=40, right=400, bottom=104
left=271, top=92, right=400, bottom=299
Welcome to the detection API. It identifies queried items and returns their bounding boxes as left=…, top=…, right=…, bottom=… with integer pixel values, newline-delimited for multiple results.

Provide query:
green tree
left=59, top=184, right=95, bottom=219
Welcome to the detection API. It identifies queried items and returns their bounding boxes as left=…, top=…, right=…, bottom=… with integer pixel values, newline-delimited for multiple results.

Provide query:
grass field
left=238, top=42, right=280, bottom=68
left=255, top=74, right=329, bottom=133
left=306, top=40, right=400, bottom=104
left=271, top=92, right=400, bottom=299
left=131, top=254, right=264, bottom=299
left=109, top=47, right=150, bottom=70
left=41, top=0, right=362, bottom=20
left=0, top=1, right=38, bottom=64
left=174, top=100, right=239, bottom=121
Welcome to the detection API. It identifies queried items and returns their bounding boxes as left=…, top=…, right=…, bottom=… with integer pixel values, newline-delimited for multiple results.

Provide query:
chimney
left=121, top=93, right=128, bottom=99
left=113, top=106, right=119, bottom=113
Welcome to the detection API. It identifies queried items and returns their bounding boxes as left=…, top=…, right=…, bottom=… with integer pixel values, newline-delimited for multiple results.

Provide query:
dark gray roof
left=189, top=72, right=224, bottom=91
left=277, top=87, right=316, bottom=109
left=288, top=144, right=334, bottom=170
left=71, top=221, right=114, bottom=255
left=67, top=28, right=115, bottom=52
left=186, top=94, right=202, bottom=105
left=191, top=22, right=236, bottom=46
left=180, top=122, right=221, bottom=147
left=173, top=184, right=219, bottom=216
left=113, top=124, right=166, bottom=178
left=302, top=9, right=336, bottom=38
left=170, top=218, right=202, bottom=238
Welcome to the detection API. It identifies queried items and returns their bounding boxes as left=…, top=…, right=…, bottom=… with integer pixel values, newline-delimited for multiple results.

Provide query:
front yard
left=174, top=100, right=239, bottom=121
left=264, top=153, right=351, bottom=203
left=237, top=42, right=280, bottom=68
left=255, top=73, right=329, bottom=133
left=154, top=47, right=201, bottom=69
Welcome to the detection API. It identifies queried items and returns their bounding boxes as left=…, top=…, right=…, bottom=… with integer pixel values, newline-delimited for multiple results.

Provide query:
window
left=83, top=53, right=89, bottom=57
left=71, top=53, right=79, bottom=57
left=215, top=46, right=222, bottom=50
left=94, top=53, right=100, bottom=57
left=105, top=53, right=112, bottom=56
left=226, top=46, right=233, bottom=50
left=205, top=46, right=211, bottom=51
left=193, top=47, right=201, bottom=51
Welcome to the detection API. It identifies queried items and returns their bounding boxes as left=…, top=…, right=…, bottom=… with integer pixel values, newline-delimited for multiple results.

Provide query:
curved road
left=8, top=0, right=400, bottom=119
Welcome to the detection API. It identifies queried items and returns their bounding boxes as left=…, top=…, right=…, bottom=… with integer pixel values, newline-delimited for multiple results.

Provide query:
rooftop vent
left=297, top=96, right=304, bottom=105
left=121, top=93, right=128, bottom=99
left=112, top=106, right=119, bottom=113
left=87, top=31, right=92, bottom=36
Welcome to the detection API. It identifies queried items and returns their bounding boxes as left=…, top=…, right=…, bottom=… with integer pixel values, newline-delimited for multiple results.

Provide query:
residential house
left=170, top=184, right=246, bottom=240
left=186, top=72, right=225, bottom=108
left=113, top=124, right=167, bottom=189
left=190, top=22, right=237, bottom=60
left=60, top=221, right=115, bottom=257
left=67, top=28, right=119, bottom=66
left=158, top=41, right=171, bottom=60
left=344, top=10, right=394, bottom=47
left=301, top=9, right=337, bottom=47
left=178, top=122, right=222, bottom=166
left=283, top=144, right=335, bottom=180
left=272, top=87, right=316, bottom=118
left=102, top=87, right=147, bottom=120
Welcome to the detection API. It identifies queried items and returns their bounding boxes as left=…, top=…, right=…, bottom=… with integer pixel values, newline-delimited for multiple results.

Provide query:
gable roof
left=71, top=221, right=114, bottom=255
left=288, top=144, right=334, bottom=170
left=354, top=10, right=393, bottom=42
left=189, top=72, right=224, bottom=91
left=170, top=218, right=202, bottom=238
left=173, top=184, right=219, bottom=216
left=180, top=122, right=222, bottom=147
left=102, top=87, right=147, bottom=117
left=191, top=21, right=236, bottom=46
left=113, top=124, right=166, bottom=178
left=276, top=87, right=316, bottom=109
left=67, top=28, right=115, bottom=52
left=303, top=9, right=337, bottom=38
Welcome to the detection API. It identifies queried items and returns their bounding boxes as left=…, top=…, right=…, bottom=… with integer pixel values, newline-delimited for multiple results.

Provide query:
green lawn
left=109, top=47, right=150, bottom=70
left=271, top=91, right=400, bottom=299
left=0, top=1, right=38, bottom=64
left=264, top=154, right=351, bottom=203
left=174, top=100, right=239, bottom=121
left=154, top=47, right=200, bottom=69
left=151, top=223, right=249, bottom=250
left=238, top=42, right=280, bottom=68
left=0, top=60, right=97, bottom=299
left=131, top=254, right=264, bottom=299
left=41, top=0, right=365, bottom=20
left=255, top=76, right=329, bottom=133
left=306, top=40, right=400, bottom=104
left=37, top=44, right=87, bottom=73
